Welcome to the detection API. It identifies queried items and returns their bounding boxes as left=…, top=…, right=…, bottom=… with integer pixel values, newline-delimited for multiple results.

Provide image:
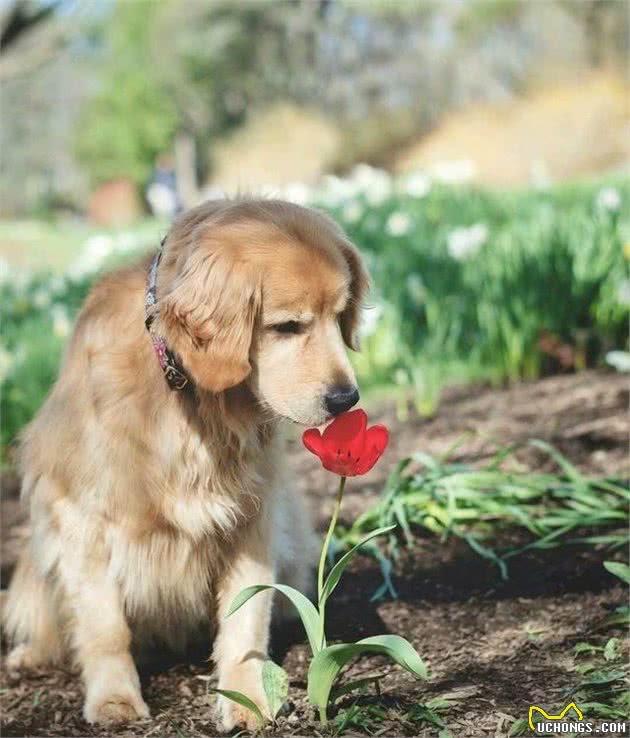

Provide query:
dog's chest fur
left=108, top=400, right=271, bottom=628
left=35, top=392, right=275, bottom=647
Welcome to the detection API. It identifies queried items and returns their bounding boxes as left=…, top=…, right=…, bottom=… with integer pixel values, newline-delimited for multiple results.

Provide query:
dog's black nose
left=325, top=385, right=360, bottom=416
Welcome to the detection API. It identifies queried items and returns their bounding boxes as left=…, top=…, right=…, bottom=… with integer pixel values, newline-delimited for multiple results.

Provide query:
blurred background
left=0, top=0, right=628, bottom=456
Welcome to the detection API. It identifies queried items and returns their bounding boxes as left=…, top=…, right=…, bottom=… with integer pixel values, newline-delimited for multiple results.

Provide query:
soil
left=1, top=370, right=628, bottom=737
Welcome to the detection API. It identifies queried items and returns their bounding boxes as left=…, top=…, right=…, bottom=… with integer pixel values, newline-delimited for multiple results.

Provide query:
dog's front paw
left=6, top=644, right=43, bottom=671
left=84, top=690, right=150, bottom=724
left=216, top=662, right=270, bottom=732
left=218, top=698, right=265, bottom=732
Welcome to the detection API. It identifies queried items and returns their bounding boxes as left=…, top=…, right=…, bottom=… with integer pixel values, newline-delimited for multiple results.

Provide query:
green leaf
left=262, top=660, right=288, bottom=719
left=307, top=634, right=428, bottom=722
left=320, top=525, right=396, bottom=606
left=604, top=638, right=620, bottom=662
left=464, top=534, right=508, bottom=580
left=330, top=674, right=384, bottom=703
left=209, top=688, right=264, bottom=727
left=604, top=561, right=630, bottom=585
left=529, top=440, right=585, bottom=485
left=574, top=642, right=601, bottom=655
left=509, top=718, right=530, bottom=736
left=604, top=605, right=630, bottom=627
left=228, top=584, right=322, bottom=655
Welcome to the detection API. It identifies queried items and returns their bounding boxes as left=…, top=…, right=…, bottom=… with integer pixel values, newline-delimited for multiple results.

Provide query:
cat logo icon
left=528, top=702, right=584, bottom=731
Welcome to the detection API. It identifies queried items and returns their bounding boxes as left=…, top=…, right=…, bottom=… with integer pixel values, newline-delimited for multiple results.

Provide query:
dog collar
left=144, top=239, right=190, bottom=391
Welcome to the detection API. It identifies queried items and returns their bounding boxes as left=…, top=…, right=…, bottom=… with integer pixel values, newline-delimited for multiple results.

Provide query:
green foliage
left=75, top=1, right=178, bottom=186
left=262, top=660, right=289, bottom=720
left=227, top=480, right=427, bottom=725
left=307, top=635, right=428, bottom=722
left=604, top=561, right=630, bottom=585
left=319, top=525, right=395, bottom=604
left=333, top=703, right=388, bottom=735
left=330, top=178, right=629, bottom=411
left=338, top=439, right=629, bottom=582
left=74, top=0, right=321, bottom=188
left=199, top=659, right=289, bottom=726
left=0, top=222, right=162, bottom=462
left=457, top=0, right=523, bottom=39
left=571, top=637, right=629, bottom=723
left=510, top=635, right=629, bottom=736
left=207, top=687, right=265, bottom=728
left=1, top=273, right=92, bottom=455
left=228, top=583, right=322, bottom=656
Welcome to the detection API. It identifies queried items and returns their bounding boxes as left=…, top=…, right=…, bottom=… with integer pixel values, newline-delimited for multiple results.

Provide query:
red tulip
left=303, top=409, right=389, bottom=477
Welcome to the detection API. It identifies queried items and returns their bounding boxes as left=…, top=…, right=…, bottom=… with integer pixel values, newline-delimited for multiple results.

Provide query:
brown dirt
left=1, top=370, right=628, bottom=737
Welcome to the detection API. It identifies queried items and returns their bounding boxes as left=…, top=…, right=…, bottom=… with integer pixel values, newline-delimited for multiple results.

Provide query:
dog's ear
left=338, top=239, right=369, bottom=351
left=155, top=244, right=260, bottom=393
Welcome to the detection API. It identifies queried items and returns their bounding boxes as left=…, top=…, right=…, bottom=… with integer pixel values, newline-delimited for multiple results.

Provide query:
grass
left=338, top=438, right=629, bottom=587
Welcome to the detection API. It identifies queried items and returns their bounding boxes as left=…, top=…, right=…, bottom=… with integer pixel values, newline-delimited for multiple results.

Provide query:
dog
left=3, top=199, right=368, bottom=730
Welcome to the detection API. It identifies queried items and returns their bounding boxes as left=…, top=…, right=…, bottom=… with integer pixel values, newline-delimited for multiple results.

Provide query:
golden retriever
left=3, top=199, right=368, bottom=731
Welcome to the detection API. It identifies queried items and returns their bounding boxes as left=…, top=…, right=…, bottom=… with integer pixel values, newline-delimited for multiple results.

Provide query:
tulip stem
left=317, top=475, right=346, bottom=649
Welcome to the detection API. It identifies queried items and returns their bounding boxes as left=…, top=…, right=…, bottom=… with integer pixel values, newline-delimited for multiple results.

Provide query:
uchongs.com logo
left=528, top=702, right=628, bottom=734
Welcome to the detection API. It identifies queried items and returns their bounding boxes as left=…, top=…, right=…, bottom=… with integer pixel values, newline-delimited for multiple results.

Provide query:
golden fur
left=3, top=199, right=368, bottom=730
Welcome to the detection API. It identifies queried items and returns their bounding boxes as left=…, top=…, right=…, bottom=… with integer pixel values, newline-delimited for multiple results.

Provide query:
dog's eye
left=273, top=320, right=302, bottom=335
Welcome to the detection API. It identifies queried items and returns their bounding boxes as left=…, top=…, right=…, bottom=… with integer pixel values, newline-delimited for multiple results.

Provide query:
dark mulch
left=1, top=370, right=628, bottom=737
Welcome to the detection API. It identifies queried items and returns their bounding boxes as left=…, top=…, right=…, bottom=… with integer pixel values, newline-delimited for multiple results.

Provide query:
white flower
left=360, top=303, right=383, bottom=338
left=617, top=279, right=630, bottom=306
left=342, top=201, right=363, bottom=224
left=32, top=288, right=51, bottom=309
left=51, top=304, right=71, bottom=338
left=85, top=234, right=114, bottom=260
left=282, top=182, right=311, bottom=206
left=386, top=212, right=412, bottom=237
left=431, top=159, right=476, bottom=185
left=596, top=187, right=621, bottom=213
left=69, top=234, right=114, bottom=279
left=0, top=344, right=26, bottom=382
left=606, top=350, right=630, bottom=373
left=402, top=172, right=431, bottom=199
left=115, top=232, right=140, bottom=253
left=364, top=179, right=392, bottom=206
left=319, top=175, right=359, bottom=207
left=350, top=164, right=393, bottom=206
left=447, top=223, right=488, bottom=260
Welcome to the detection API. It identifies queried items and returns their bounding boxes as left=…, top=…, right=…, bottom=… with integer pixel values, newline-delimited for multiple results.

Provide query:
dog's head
left=154, top=200, right=368, bottom=426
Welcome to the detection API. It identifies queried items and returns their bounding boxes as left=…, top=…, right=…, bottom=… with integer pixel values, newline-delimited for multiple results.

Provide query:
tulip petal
left=303, top=428, right=325, bottom=457
left=354, top=424, right=389, bottom=475
left=322, top=408, right=367, bottom=462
